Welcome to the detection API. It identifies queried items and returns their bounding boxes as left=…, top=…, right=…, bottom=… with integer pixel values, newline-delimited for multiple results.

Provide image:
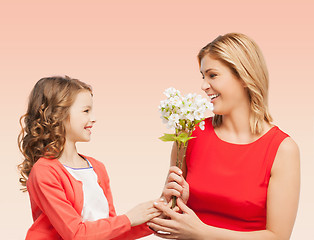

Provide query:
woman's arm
left=150, top=137, right=300, bottom=240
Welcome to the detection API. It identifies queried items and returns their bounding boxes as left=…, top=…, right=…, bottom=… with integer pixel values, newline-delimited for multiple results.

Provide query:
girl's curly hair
left=18, top=76, right=92, bottom=191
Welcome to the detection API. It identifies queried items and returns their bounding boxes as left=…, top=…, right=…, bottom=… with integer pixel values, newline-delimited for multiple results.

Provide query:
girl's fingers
left=153, top=202, right=178, bottom=220
left=148, top=211, right=162, bottom=220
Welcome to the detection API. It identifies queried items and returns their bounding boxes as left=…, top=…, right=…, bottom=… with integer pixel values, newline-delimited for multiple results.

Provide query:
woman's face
left=200, top=54, right=249, bottom=116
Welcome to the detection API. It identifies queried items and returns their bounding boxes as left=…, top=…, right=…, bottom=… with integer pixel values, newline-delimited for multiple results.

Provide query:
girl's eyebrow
left=82, top=105, right=91, bottom=108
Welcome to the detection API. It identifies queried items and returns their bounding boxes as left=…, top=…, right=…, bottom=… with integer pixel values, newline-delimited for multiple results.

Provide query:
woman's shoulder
left=271, top=135, right=300, bottom=177
left=276, top=136, right=299, bottom=156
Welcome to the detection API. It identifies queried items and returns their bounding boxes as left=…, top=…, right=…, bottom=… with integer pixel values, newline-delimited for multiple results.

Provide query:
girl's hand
left=148, top=198, right=205, bottom=239
left=162, top=166, right=189, bottom=204
left=126, top=199, right=163, bottom=227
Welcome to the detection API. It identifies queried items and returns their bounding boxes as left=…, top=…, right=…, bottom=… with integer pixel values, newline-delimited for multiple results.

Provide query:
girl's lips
left=84, top=126, right=92, bottom=133
left=85, top=128, right=91, bottom=134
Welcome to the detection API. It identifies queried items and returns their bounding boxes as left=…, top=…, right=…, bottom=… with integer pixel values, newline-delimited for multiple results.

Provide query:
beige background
left=1, top=0, right=313, bottom=239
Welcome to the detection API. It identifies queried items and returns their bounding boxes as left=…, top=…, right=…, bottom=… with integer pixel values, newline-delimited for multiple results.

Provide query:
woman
left=148, top=33, right=300, bottom=239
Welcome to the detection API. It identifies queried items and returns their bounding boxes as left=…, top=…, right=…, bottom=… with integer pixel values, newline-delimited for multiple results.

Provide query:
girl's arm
left=150, top=137, right=300, bottom=240
left=27, top=163, right=158, bottom=240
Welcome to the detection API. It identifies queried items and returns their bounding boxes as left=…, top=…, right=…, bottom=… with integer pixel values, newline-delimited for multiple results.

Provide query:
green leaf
left=159, top=133, right=176, bottom=142
left=194, top=119, right=204, bottom=125
left=176, top=132, right=195, bottom=145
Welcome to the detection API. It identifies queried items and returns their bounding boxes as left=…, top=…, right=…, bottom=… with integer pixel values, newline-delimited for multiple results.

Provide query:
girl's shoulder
left=31, top=157, right=60, bottom=173
left=27, top=157, right=63, bottom=189
left=79, top=154, right=105, bottom=168
left=79, top=154, right=109, bottom=176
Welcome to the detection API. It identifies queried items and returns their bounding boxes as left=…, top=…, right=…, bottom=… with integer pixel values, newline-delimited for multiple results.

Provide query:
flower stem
left=171, top=131, right=191, bottom=209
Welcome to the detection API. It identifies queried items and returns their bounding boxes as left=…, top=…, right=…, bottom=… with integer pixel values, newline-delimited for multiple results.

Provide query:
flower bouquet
left=159, top=87, right=212, bottom=208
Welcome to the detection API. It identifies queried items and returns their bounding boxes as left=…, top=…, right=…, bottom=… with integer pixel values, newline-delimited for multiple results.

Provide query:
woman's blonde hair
left=18, top=76, right=92, bottom=191
left=197, top=33, right=273, bottom=134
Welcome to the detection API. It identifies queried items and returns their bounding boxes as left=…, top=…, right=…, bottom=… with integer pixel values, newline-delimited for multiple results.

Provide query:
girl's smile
left=64, top=90, right=96, bottom=143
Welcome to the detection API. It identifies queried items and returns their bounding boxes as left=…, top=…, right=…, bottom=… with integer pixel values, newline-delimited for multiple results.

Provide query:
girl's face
left=200, top=54, right=249, bottom=116
left=64, top=90, right=96, bottom=143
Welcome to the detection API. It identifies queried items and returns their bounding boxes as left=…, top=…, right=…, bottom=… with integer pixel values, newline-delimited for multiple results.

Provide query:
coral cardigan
left=26, top=154, right=153, bottom=240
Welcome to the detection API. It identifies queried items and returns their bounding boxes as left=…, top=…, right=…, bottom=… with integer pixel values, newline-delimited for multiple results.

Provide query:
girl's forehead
left=72, top=91, right=93, bottom=106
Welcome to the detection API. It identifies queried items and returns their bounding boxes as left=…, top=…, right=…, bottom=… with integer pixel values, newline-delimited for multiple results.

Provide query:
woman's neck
left=221, top=113, right=251, bottom=136
left=215, top=101, right=269, bottom=144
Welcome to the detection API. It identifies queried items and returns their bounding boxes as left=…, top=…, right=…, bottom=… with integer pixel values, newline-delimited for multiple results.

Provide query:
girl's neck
left=58, top=140, right=88, bottom=168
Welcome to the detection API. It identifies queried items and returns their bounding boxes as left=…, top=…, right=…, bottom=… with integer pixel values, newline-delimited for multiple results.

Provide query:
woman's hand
left=148, top=198, right=205, bottom=239
left=125, top=199, right=162, bottom=227
left=162, top=166, right=189, bottom=204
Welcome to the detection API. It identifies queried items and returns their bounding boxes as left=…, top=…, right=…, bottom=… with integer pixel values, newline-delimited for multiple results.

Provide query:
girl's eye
left=84, top=110, right=89, bottom=113
left=210, top=74, right=217, bottom=78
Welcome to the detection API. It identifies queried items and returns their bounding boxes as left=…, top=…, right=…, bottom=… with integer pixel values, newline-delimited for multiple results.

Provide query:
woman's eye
left=84, top=110, right=89, bottom=113
left=210, top=74, right=216, bottom=78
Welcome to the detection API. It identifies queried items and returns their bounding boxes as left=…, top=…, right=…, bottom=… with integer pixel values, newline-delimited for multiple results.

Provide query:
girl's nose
left=90, top=112, right=96, bottom=123
left=201, top=79, right=211, bottom=92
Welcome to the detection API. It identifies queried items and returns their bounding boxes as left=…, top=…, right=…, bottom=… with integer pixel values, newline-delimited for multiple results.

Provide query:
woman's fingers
left=169, top=166, right=183, bottom=176
left=166, top=181, right=183, bottom=192
left=154, top=232, right=175, bottom=239
left=176, top=198, right=192, bottom=214
left=164, top=187, right=182, bottom=199
left=168, top=172, right=183, bottom=184
left=147, top=222, right=174, bottom=235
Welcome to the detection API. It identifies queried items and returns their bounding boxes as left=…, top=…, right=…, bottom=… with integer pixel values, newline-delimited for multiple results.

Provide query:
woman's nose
left=201, top=79, right=211, bottom=91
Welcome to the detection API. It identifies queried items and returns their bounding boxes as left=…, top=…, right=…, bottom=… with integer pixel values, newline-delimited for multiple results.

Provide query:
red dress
left=185, top=117, right=289, bottom=231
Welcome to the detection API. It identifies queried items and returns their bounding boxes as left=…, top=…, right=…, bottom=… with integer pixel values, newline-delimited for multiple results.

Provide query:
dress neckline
left=210, top=119, right=277, bottom=146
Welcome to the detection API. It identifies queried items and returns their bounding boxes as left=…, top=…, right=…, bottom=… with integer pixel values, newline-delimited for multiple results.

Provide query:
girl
left=18, top=76, right=160, bottom=240
left=149, top=33, right=300, bottom=239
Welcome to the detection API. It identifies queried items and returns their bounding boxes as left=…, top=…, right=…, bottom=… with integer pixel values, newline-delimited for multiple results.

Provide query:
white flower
left=169, top=114, right=180, bottom=124
left=199, top=121, right=205, bottom=130
left=159, top=87, right=211, bottom=132
left=164, top=87, right=181, bottom=98
left=186, top=113, right=195, bottom=122
left=193, top=110, right=204, bottom=120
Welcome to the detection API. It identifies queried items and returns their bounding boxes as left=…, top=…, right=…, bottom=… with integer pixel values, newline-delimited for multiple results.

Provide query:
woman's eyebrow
left=205, top=68, right=217, bottom=73
left=200, top=68, right=218, bottom=74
